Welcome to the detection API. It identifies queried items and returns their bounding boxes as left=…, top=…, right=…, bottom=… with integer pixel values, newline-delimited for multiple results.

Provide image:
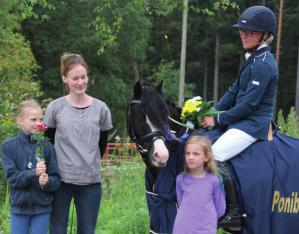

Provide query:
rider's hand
left=201, top=116, right=215, bottom=128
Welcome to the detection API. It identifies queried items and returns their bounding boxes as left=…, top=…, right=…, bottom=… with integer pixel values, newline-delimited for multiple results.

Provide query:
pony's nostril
left=159, top=162, right=166, bottom=167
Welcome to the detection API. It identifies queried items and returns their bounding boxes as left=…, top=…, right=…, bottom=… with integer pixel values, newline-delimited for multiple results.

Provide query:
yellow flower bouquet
left=181, top=96, right=219, bottom=126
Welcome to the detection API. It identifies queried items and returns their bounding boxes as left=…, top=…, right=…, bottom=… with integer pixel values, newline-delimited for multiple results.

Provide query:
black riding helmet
left=233, top=5, right=277, bottom=35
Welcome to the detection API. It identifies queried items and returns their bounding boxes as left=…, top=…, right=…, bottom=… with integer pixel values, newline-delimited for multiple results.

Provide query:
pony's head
left=128, top=81, right=170, bottom=167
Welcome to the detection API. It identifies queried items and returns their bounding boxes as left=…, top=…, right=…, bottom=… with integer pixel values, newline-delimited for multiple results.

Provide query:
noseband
left=128, top=99, right=165, bottom=157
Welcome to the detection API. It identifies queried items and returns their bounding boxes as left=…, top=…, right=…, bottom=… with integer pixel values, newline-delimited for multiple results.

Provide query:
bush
left=276, top=107, right=299, bottom=138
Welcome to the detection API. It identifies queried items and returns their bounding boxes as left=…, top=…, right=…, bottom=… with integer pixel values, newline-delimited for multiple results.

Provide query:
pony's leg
left=218, top=162, right=243, bottom=232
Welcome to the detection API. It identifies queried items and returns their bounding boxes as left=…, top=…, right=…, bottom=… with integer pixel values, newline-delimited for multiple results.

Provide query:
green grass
left=97, top=160, right=149, bottom=234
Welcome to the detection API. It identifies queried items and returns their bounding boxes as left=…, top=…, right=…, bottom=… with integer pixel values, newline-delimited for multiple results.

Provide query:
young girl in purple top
left=173, top=135, right=225, bottom=234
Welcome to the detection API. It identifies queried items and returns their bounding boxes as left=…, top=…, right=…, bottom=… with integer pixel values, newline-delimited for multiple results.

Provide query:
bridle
left=127, top=98, right=166, bottom=159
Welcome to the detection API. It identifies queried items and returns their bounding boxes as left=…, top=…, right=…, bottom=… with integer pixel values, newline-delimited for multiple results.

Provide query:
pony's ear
left=134, top=81, right=142, bottom=98
left=156, top=80, right=163, bottom=93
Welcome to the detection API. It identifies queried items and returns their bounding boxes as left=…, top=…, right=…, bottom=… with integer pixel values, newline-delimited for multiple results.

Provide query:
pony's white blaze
left=146, top=116, right=169, bottom=167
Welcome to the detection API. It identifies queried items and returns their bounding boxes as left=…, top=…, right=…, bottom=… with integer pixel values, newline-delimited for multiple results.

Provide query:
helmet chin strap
left=245, top=33, right=273, bottom=53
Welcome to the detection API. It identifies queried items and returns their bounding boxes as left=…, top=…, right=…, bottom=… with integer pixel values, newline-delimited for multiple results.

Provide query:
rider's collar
left=245, top=43, right=269, bottom=60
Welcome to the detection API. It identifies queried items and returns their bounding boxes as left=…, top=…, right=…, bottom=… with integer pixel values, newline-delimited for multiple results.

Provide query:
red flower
left=37, top=123, right=48, bottom=132
left=33, top=123, right=48, bottom=161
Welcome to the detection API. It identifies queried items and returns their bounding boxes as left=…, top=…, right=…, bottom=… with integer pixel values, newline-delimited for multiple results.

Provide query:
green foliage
left=276, top=107, right=299, bottom=138
left=212, top=0, right=239, bottom=11
left=92, top=0, right=124, bottom=54
left=148, top=0, right=179, bottom=16
left=0, top=0, right=47, bottom=142
left=92, top=0, right=151, bottom=68
left=22, top=0, right=108, bottom=98
left=148, top=62, right=194, bottom=103
left=0, top=195, right=9, bottom=234
left=17, top=0, right=54, bottom=20
left=13, top=0, right=299, bottom=135
left=89, top=75, right=130, bottom=134
left=0, top=29, right=38, bottom=82
left=0, top=78, right=42, bottom=142
left=190, top=0, right=238, bottom=16
left=277, top=3, right=299, bottom=113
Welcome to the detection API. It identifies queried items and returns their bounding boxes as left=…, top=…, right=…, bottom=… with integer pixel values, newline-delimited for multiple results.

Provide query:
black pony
left=128, top=81, right=185, bottom=233
left=128, top=81, right=299, bottom=234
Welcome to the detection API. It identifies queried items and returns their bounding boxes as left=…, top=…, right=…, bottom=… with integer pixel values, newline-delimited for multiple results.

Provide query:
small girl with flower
left=1, top=100, right=60, bottom=234
left=173, top=135, right=225, bottom=234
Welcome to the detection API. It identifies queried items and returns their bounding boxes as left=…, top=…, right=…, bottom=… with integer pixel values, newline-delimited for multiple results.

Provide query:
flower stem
left=168, top=116, right=194, bottom=130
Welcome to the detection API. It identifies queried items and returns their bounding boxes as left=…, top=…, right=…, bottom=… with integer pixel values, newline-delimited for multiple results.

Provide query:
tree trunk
left=275, top=0, right=284, bottom=66
left=273, top=0, right=284, bottom=117
left=203, top=56, right=208, bottom=100
left=134, top=62, right=139, bottom=83
left=178, top=0, right=188, bottom=107
left=213, top=33, right=220, bottom=102
left=296, top=43, right=299, bottom=116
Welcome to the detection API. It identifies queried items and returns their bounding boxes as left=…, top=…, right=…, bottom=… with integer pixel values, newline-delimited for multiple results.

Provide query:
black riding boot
left=217, top=161, right=244, bottom=232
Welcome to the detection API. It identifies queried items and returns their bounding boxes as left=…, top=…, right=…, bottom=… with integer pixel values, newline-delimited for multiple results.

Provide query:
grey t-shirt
left=45, top=97, right=112, bottom=185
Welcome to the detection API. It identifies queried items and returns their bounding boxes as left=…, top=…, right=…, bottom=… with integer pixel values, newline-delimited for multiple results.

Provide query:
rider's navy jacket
left=1, top=130, right=61, bottom=215
left=214, top=46, right=278, bottom=140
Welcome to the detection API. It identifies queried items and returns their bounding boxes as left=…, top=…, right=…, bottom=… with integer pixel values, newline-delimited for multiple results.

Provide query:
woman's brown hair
left=60, top=53, right=88, bottom=77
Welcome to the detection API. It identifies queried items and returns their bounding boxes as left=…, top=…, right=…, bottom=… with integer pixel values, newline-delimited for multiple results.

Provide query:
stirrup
left=218, top=213, right=246, bottom=232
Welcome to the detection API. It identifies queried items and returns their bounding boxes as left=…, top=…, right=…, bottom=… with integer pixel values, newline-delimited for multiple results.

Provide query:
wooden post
left=178, top=0, right=188, bottom=107
left=296, top=43, right=299, bottom=116
left=273, top=0, right=284, bottom=118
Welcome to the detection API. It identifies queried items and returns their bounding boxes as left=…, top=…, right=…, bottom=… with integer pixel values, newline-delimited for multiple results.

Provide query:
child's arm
left=176, top=175, right=183, bottom=206
left=213, top=176, right=226, bottom=219
left=41, top=142, right=61, bottom=192
left=1, top=144, right=36, bottom=188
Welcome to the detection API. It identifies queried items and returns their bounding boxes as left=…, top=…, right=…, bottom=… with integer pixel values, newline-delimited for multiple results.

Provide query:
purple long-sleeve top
left=173, top=172, right=226, bottom=234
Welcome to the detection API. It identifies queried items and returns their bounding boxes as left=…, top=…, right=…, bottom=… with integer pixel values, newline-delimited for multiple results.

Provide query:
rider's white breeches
left=212, top=128, right=258, bottom=162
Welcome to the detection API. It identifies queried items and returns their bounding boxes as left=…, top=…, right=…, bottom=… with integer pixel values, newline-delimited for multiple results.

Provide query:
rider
left=201, top=5, right=278, bottom=232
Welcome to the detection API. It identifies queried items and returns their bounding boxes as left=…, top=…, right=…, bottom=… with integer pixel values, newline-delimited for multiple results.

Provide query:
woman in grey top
left=45, top=53, right=112, bottom=234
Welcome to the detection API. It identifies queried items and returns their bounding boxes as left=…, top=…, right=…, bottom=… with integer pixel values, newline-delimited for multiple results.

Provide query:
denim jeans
left=10, top=212, right=50, bottom=234
left=49, top=182, right=102, bottom=234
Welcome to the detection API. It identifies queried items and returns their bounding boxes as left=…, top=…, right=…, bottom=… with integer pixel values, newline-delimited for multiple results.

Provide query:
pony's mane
left=141, top=83, right=169, bottom=133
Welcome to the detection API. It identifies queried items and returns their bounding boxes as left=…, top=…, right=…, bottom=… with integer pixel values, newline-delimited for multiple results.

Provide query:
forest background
left=0, top=0, right=299, bottom=140
left=0, top=0, right=299, bottom=232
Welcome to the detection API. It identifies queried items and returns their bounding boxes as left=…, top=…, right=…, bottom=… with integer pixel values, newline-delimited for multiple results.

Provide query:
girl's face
left=17, top=107, right=43, bottom=134
left=185, top=143, right=208, bottom=171
left=239, top=30, right=263, bottom=49
left=63, top=64, right=88, bottom=95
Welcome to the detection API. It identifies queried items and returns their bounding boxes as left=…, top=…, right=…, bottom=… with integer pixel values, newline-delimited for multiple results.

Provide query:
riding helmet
left=233, top=5, right=277, bottom=35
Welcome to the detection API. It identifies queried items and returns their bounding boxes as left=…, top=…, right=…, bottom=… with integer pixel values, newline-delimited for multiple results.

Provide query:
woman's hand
left=39, top=173, right=48, bottom=186
left=36, top=161, right=47, bottom=176
left=201, top=116, right=215, bottom=128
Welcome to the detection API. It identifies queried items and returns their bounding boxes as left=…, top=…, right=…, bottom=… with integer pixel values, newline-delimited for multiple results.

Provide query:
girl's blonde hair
left=184, top=135, right=218, bottom=175
left=16, top=99, right=42, bottom=121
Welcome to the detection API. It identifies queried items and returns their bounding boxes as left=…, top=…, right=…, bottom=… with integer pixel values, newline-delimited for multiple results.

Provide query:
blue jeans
left=49, top=182, right=102, bottom=234
left=10, top=212, right=50, bottom=234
